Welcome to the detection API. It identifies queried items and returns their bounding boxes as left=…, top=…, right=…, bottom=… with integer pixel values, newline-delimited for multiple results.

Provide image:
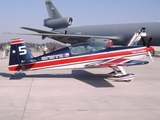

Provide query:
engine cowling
left=44, top=17, right=73, bottom=29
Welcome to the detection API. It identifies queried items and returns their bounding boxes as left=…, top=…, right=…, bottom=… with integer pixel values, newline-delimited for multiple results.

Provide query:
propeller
left=148, top=51, right=154, bottom=62
left=147, top=36, right=154, bottom=62
left=141, top=37, right=146, bottom=46
left=147, top=36, right=153, bottom=47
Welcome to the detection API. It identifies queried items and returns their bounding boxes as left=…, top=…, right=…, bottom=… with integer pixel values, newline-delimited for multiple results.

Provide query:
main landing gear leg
left=107, top=66, right=136, bottom=82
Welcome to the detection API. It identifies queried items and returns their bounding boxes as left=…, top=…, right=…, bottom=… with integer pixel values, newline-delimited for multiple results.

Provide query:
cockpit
left=69, top=40, right=113, bottom=55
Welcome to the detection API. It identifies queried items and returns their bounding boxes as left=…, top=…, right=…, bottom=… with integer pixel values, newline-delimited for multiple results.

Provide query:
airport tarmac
left=0, top=52, right=160, bottom=120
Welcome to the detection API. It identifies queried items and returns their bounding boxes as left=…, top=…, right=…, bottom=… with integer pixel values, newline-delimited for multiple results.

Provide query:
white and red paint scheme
left=8, top=38, right=153, bottom=82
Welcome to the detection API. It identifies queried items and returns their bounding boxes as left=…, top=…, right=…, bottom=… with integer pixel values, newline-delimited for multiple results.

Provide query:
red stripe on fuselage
left=8, top=47, right=147, bottom=71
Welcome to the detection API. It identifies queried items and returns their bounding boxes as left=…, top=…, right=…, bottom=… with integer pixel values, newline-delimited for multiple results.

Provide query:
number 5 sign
left=18, top=46, right=27, bottom=55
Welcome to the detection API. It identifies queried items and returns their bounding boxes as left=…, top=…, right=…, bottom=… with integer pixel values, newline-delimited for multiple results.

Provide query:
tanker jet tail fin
left=45, top=0, right=62, bottom=19
left=44, top=0, right=73, bottom=29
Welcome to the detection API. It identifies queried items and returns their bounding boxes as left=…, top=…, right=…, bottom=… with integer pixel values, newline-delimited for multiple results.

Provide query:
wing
left=4, top=30, right=122, bottom=44
left=21, top=27, right=59, bottom=34
left=85, top=58, right=149, bottom=68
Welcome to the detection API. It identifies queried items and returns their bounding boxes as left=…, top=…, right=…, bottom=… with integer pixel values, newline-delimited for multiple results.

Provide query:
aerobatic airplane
left=8, top=28, right=154, bottom=82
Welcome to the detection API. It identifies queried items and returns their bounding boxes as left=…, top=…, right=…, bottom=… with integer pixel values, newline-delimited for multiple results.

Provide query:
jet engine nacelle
left=44, top=17, right=73, bottom=29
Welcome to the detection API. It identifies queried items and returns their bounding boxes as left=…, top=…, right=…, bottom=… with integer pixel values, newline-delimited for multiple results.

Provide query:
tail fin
left=45, top=0, right=62, bottom=19
left=8, top=38, right=34, bottom=71
left=44, top=0, right=73, bottom=29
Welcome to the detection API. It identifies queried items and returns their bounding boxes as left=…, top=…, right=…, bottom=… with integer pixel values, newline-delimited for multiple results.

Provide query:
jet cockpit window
left=69, top=41, right=107, bottom=55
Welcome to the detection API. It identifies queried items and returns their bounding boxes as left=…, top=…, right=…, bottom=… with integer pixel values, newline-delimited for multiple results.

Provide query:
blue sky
left=0, top=0, right=160, bottom=43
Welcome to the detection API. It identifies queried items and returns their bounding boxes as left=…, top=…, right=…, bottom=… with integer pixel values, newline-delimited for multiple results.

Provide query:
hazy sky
left=0, top=0, right=160, bottom=43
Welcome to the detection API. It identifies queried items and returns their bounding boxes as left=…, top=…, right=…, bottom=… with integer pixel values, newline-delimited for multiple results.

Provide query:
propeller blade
left=148, top=51, right=154, bottom=62
left=142, top=37, right=146, bottom=46
left=147, top=36, right=153, bottom=47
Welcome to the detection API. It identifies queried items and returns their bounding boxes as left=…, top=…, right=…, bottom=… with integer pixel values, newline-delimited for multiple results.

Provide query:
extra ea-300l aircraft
left=8, top=28, right=154, bottom=82
left=20, top=0, right=160, bottom=46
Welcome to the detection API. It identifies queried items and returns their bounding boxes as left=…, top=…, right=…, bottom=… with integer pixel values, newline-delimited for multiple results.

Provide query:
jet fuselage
left=55, top=22, right=160, bottom=46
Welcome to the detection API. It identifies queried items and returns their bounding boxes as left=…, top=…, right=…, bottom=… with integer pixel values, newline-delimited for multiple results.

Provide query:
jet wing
left=85, top=58, right=149, bottom=68
left=4, top=31, right=122, bottom=44
left=21, top=27, right=59, bottom=34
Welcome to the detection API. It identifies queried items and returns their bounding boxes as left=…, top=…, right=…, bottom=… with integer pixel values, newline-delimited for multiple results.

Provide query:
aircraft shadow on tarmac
left=0, top=70, right=114, bottom=88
